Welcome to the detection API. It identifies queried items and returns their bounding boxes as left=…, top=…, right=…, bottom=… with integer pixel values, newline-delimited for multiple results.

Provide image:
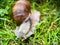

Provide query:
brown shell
left=12, top=0, right=31, bottom=25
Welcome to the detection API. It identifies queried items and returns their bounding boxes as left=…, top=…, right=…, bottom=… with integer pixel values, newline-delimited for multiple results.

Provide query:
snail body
left=12, top=0, right=31, bottom=25
left=14, top=10, right=40, bottom=39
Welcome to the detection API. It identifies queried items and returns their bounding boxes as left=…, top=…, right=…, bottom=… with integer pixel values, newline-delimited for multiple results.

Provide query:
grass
left=0, top=0, right=60, bottom=45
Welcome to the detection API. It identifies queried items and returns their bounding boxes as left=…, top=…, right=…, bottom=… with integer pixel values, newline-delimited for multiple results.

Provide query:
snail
left=12, top=0, right=31, bottom=25
left=12, top=0, right=40, bottom=40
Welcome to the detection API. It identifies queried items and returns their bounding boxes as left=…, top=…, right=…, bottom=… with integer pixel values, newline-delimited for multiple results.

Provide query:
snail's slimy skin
left=14, top=16, right=31, bottom=38
left=14, top=10, right=40, bottom=39
left=12, top=0, right=31, bottom=25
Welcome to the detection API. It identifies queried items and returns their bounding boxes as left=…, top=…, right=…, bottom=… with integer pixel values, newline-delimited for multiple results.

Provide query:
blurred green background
left=0, top=0, right=60, bottom=45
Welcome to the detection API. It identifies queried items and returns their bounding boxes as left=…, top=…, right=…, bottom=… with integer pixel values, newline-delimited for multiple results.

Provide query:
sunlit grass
left=0, top=0, right=60, bottom=45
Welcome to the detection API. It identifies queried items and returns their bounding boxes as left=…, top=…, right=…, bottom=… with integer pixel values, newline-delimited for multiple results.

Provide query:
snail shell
left=12, top=0, right=31, bottom=25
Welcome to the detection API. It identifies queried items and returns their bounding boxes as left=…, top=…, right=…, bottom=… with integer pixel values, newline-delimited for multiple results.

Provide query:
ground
left=0, top=0, right=60, bottom=45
